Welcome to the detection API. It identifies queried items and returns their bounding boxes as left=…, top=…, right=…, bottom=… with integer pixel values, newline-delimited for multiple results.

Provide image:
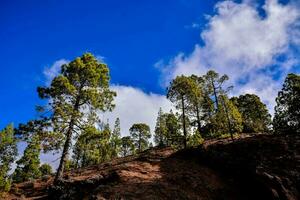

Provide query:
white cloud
left=102, top=85, right=172, bottom=137
left=157, top=0, right=300, bottom=113
left=43, top=59, right=69, bottom=85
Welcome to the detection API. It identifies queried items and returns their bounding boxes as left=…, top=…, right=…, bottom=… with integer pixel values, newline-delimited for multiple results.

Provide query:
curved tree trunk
left=54, top=127, right=73, bottom=183
left=54, top=97, right=81, bottom=183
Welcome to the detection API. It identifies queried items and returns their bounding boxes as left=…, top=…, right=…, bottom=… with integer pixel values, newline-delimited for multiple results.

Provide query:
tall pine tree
left=13, top=135, right=41, bottom=183
left=129, top=123, right=151, bottom=152
left=110, top=118, right=122, bottom=158
left=274, top=73, right=300, bottom=134
left=231, top=94, right=271, bottom=133
left=0, top=124, right=17, bottom=193
left=37, top=53, right=116, bottom=182
left=154, top=108, right=168, bottom=146
left=120, top=136, right=135, bottom=157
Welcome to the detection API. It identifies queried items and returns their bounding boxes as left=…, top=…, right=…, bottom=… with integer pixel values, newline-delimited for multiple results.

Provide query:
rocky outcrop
left=196, top=134, right=300, bottom=200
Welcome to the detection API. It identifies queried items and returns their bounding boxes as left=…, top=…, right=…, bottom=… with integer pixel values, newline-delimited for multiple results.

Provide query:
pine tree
left=188, top=75, right=205, bottom=134
left=37, top=53, right=116, bottom=182
left=154, top=108, right=168, bottom=146
left=213, top=94, right=243, bottom=139
left=167, top=75, right=198, bottom=148
left=274, top=73, right=300, bottom=134
left=0, top=124, right=17, bottom=193
left=39, top=164, right=52, bottom=176
left=203, top=70, right=231, bottom=111
left=165, top=110, right=181, bottom=146
left=13, top=135, right=41, bottom=183
left=73, top=125, right=112, bottom=168
left=129, top=123, right=151, bottom=152
left=120, top=136, right=135, bottom=157
left=110, top=118, right=122, bottom=158
left=187, top=131, right=204, bottom=147
left=231, top=94, right=271, bottom=133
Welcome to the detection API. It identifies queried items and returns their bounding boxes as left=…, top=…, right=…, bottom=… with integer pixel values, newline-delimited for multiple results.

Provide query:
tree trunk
left=54, top=97, right=81, bottom=183
left=181, top=95, right=187, bottom=149
left=54, top=126, right=73, bottom=183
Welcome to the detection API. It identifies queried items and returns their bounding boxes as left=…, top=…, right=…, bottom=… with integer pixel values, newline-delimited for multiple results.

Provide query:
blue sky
left=0, top=0, right=219, bottom=129
left=0, top=0, right=299, bottom=133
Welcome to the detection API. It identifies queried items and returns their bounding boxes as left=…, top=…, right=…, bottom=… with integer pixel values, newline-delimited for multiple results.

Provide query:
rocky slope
left=6, top=134, right=300, bottom=200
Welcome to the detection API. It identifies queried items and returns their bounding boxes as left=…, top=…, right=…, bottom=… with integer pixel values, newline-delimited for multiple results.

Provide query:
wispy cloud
left=157, top=0, right=300, bottom=113
left=43, top=59, right=69, bottom=85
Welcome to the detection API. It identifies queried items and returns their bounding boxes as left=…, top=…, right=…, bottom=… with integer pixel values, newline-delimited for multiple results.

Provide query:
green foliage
left=120, top=136, right=135, bottom=157
left=72, top=125, right=111, bottom=168
left=231, top=94, right=271, bottom=133
left=129, top=123, right=151, bottom=152
left=64, top=159, right=76, bottom=171
left=72, top=118, right=122, bottom=168
left=37, top=53, right=116, bottom=181
left=212, top=95, right=243, bottom=135
left=13, top=135, right=41, bottom=183
left=187, top=131, right=204, bottom=147
left=110, top=118, right=122, bottom=158
left=0, top=124, right=17, bottom=193
left=39, top=164, right=52, bottom=176
left=274, top=73, right=300, bottom=134
left=15, top=119, right=50, bottom=144
left=167, top=75, right=199, bottom=148
left=188, top=75, right=211, bottom=133
left=203, top=70, right=231, bottom=110
left=165, top=110, right=181, bottom=146
left=166, top=71, right=236, bottom=144
left=154, top=108, right=168, bottom=146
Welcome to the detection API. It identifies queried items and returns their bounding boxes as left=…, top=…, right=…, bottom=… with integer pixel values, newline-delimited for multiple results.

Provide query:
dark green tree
left=129, top=123, right=151, bottom=152
left=213, top=94, right=243, bottom=139
left=37, top=53, right=116, bottom=182
left=110, top=118, right=122, bottom=158
left=154, top=108, right=168, bottom=146
left=187, top=131, right=204, bottom=147
left=0, top=124, right=17, bottom=193
left=187, top=75, right=205, bottom=134
left=120, top=136, right=135, bottom=157
left=274, top=73, right=300, bottom=134
left=167, top=75, right=198, bottom=148
left=203, top=70, right=231, bottom=111
left=39, top=164, right=52, bottom=176
left=73, top=125, right=111, bottom=168
left=231, top=94, right=271, bottom=133
left=165, top=110, right=181, bottom=146
left=13, top=135, right=41, bottom=183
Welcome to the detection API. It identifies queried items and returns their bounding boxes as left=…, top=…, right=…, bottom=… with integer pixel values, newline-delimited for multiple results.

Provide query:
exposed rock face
left=197, top=134, right=300, bottom=200
left=7, top=134, right=300, bottom=200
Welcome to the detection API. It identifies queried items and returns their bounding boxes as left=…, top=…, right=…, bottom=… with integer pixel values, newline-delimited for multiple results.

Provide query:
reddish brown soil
left=5, top=134, right=300, bottom=200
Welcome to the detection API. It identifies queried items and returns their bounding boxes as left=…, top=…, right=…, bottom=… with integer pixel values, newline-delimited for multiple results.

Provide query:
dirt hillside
left=6, top=134, right=300, bottom=200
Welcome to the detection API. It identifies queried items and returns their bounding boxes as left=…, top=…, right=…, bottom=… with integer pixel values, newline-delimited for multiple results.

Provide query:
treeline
left=0, top=53, right=299, bottom=194
left=154, top=71, right=273, bottom=148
